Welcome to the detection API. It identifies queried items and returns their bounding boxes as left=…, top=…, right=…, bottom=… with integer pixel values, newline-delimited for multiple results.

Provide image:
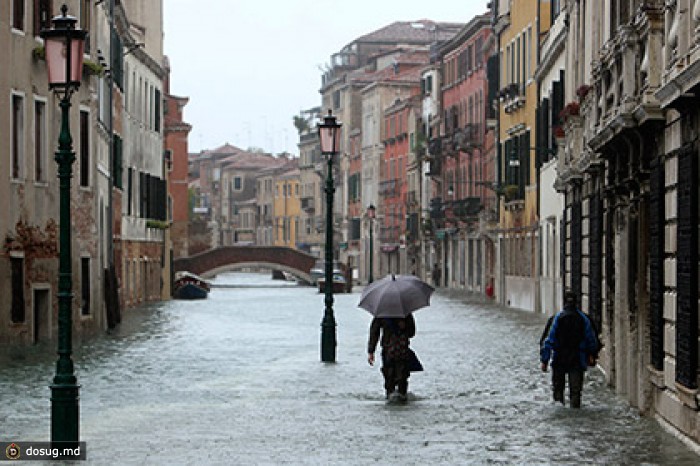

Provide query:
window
left=127, top=168, right=133, bottom=215
left=551, top=0, right=561, bottom=18
left=527, top=27, right=533, bottom=81
left=333, top=90, right=341, bottom=109
left=81, top=257, right=90, bottom=315
left=154, top=89, right=161, bottom=132
left=516, top=36, right=521, bottom=86
left=12, top=0, right=25, bottom=31
left=165, top=149, right=173, bottom=171
left=80, top=0, right=90, bottom=53
left=80, top=110, right=89, bottom=187
left=113, top=134, right=123, bottom=189
left=11, top=257, right=25, bottom=323
left=34, top=99, right=47, bottom=182
left=234, top=177, right=242, bottom=191
left=475, top=37, right=484, bottom=68
left=112, top=30, right=123, bottom=89
left=33, top=0, right=52, bottom=36
left=11, top=93, right=24, bottom=180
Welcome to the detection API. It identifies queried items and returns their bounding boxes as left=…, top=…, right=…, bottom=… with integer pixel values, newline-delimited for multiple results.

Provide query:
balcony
left=446, top=124, right=481, bottom=153
left=499, top=83, right=526, bottom=114
left=657, top=1, right=700, bottom=109
left=578, top=6, right=664, bottom=187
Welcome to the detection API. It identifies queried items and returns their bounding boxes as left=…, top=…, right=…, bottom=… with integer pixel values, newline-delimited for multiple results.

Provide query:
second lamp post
left=318, top=110, right=342, bottom=363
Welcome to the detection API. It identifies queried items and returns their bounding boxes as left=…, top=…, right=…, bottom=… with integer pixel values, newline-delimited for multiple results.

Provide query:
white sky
left=163, top=0, right=489, bottom=155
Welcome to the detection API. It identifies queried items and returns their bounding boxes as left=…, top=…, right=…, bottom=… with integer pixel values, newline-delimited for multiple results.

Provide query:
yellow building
left=273, top=168, right=301, bottom=248
left=494, top=0, right=550, bottom=311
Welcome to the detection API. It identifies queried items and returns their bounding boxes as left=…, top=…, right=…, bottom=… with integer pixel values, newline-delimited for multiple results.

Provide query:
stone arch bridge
left=173, top=246, right=318, bottom=283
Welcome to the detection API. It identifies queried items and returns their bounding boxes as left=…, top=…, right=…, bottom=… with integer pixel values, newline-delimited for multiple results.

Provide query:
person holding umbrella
left=360, top=274, right=434, bottom=402
left=367, top=314, right=415, bottom=402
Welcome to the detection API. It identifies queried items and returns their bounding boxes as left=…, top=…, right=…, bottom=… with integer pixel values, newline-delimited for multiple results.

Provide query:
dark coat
left=367, top=315, right=415, bottom=354
left=540, top=307, right=599, bottom=371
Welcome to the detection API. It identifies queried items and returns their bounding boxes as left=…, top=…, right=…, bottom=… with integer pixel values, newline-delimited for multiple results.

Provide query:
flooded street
left=1, top=272, right=698, bottom=464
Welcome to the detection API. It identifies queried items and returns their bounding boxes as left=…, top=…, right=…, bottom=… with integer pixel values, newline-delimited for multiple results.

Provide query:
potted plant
left=32, top=45, right=46, bottom=61
left=559, top=101, right=580, bottom=123
left=504, top=184, right=520, bottom=202
left=82, top=59, right=104, bottom=77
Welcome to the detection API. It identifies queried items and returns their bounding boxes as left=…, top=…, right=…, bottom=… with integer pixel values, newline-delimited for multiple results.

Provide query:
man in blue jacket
left=540, top=290, right=600, bottom=408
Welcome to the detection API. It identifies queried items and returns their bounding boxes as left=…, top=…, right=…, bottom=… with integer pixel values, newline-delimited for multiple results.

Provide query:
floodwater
left=1, top=272, right=698, bottom=465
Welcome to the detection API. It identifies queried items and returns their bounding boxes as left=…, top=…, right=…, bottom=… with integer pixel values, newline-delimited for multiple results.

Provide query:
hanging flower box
left=559, top=101, right=580, bottom=123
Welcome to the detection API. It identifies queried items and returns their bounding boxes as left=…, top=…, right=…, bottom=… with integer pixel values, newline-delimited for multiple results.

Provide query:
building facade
left=0, top=0, right=107, bottom=344
left=494, top=0, right=550, bottom=311
left=116, top=0, right=168, bottom=308
left=433, top=13, right=496, bottom=294
left=164, top=57, right=191, bottom=261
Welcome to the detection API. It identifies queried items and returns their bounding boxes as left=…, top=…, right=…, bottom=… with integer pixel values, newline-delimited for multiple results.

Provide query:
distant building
left=296, top=107, right=323, bottom=256
left=319, top=19, right=463, bottom=281
left=274, top=166, right=301, bottom=248
left=164, top=57, right=192, bottom=261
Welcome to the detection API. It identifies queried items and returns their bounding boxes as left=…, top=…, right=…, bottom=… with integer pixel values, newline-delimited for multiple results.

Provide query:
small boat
left=173, top=272, right=210, bottom=300
left=317, top=272, right=348, bottom=294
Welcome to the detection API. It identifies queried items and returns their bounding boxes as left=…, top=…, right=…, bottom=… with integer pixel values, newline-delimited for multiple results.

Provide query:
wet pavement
left=1, top=272, right=699, bottom=465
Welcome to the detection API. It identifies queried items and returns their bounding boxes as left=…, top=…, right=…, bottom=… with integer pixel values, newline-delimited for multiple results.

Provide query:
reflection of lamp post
left=41, top=4, right=87, bottom=444
left=366, top=204, right=376, bottom=283
left=318, top=109, right=341, bottom=363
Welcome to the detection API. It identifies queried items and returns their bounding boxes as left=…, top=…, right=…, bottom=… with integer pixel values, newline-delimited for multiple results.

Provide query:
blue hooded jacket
left=540, top=308, right=599, bottom=371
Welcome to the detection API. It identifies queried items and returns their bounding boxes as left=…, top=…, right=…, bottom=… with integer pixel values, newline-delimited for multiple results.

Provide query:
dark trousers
left=381, top=360, right=409, bottom=396
left=552, top=368, right=584, bottom=408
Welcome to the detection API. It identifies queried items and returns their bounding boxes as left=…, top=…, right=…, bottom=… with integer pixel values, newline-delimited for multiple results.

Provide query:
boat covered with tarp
left=173, top=272, right=210, bottom=300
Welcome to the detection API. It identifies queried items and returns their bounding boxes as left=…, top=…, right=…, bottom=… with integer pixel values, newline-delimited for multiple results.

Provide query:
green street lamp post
left=318, top=110, right=341, bottom=363
left=366, top=204, right=375, bottom=284
left=41, top=4, right=87, bottom=444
